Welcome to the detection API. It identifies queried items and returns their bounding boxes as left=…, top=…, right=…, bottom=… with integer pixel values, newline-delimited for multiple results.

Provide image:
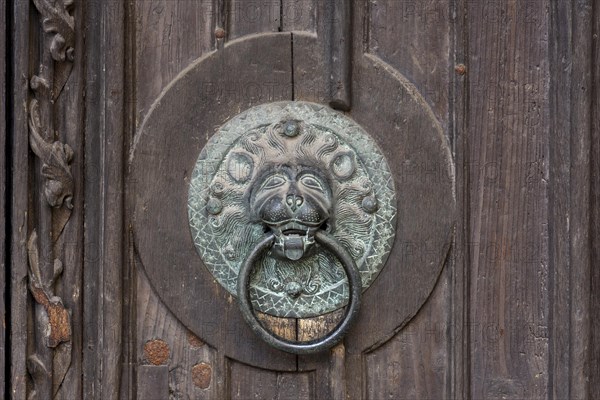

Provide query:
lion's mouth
left=270, top=221, right=315, bottom=237
left=267, top=221, right=321, bottom=261
left=282, top=229, right=306, bottom=235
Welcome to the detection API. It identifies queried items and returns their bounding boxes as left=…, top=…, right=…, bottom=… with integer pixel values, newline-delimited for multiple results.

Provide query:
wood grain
left=228, top=0, right=281, bottom=40
left=297, top=308, right=344, bottom=342
left=365, top=266, right=450, bottom=400
left=6, top=0, right=599, bottom=398
left=257, top=313, right=297, bottom=342
left=367, top=0, right=450, bottom=124
left=590, top=0, right=600, bottom=395
left=567, top=1, right=594, bottom=397
left=449, top=0, right=470, bottom=397
left=10, top=1, right=31, bottom=398
left=137, top=365, right=169, bottom=400
left=82, top=2, right=127, bottom=398
left=136, top=257, right=220, bottom=399
left=466, top=1, right=551, bottom=398
left=53, top=1, right=86, bottom=397
left=0, top=0, right=6, bottom=397
left=229, top=361, right=315, bottom=400
left=282, top=0, right=316, bottom=33
left=135, top=0, right=215, bottom=128
left=130, top=1, right=298, bottom=397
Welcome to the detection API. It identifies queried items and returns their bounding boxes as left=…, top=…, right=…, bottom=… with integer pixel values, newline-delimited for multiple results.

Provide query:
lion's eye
left=262, top=175, right=286, bottom=189
left=300, top=175, right=323, bottom=190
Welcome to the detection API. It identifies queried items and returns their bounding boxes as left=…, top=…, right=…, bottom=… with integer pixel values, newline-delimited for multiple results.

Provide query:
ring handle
left=237, top=230, right=362, bottom=354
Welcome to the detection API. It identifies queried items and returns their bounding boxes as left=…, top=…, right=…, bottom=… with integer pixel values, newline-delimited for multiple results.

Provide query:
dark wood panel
left=566, top=1, right=594, bottom=398
left=135, top=0, right=215, bottom=127
left=130, top=1, right=298, bottom=397
left=229, top=361, right=315, bottom=400
left=449, top=0, right=470, bottom=397
left=360, top=2, right=455, bottom=399
left=136, top=260, right=220, bottom=399
left=466, top=1, right=551, bottom=398
left=82, top=2, right=127, bottom=398
left=365, top=266, right=450, bottom=400
left=228, top=0, right=281, bottom=39
left=0, top=0, right=6, bottom=397
left=53, top=1, right=86, bottom=397
left=10, top=1, right=31, bottom=398
left=591, top=0, right=600, bottom=394
left=282, top=0, right=316, bottom=32
left=547, top=2, right=575, bottom=399
left=137, top=365, right=169, bottom=400
left=367, top=0, right=450, bottom=124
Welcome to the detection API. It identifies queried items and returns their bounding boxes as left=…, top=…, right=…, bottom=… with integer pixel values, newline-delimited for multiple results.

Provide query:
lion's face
left=250, top=165, right=333, bottom=260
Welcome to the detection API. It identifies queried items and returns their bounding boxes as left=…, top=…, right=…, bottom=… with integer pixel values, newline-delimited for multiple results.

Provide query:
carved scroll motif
left=27, top=0, right=75, bottom=398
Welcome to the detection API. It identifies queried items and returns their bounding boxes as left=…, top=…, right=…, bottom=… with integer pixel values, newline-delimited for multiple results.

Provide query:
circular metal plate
left=188, top=101, right=396, bottom=318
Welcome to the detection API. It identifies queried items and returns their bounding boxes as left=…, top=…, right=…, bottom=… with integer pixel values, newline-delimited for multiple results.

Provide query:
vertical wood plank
left=136, top=256, right=220, bottom=399
left=367, top=0, right=450, bottom=124
left=53, top=1, right=86, bottom=397
left=83, top=1, right=127, bottom=398
left=466, top=1, right=551, bottom=398
left=229, top=361, right=314, bottom=400
left=568, top=0, right=593, bottom=398
left=590, top=0, right=600, bottom=394
left=81, top=2, right=103, bottom=395
left=134, top=0, right=215, bottom=126
left=450, top=0, right=470, bottom=397
left=10, top=1, right=31, bottom=398
left=365, top=266, right=450, bottom=400
left=282, top=0, right=316, bottom=32
left=0, top=0, right=7, bottom=396
left=547, top=1, right=572, bottom=398
left=131, top=3, right=295, bottom=398
left=228, top=0, right=281, bottom=40
left=137, top=365, right=169, bottom=400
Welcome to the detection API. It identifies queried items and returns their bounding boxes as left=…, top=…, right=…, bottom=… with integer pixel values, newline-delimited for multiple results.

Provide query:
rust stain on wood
left=30, top=287, right=71, bottom=348
left=187, top=331, right=205, bottom=348
left=144, top=339, right=170, bottom=365
left=191, top=362, right=212, bottom=389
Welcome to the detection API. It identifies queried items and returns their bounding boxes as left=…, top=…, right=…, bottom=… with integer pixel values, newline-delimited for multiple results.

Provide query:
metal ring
left=237, top=230, right=362, bottom=354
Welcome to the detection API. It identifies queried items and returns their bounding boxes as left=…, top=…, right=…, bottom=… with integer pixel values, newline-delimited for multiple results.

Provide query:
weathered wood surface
left=365, top=266, right=450, bottom=400
left=229, top=361, right=314, bottom=400
left=54, top=2, right=85, bottom=398
left=82, top=2, right=127, bottom=399
left=591, top=1, right=600, bottom=396
left=131, top=0, right=297, bottom=396
left=135, top=0, right=215, bottom=125
left=370, top=2, right=453, bottom=398
left=137, top=365, right=169, bottom=400
left=449, top=0, right=470, bottom=397
left=466, top=0, right=551, bottom=398
left=6, top=0, right=599, bottom=398
left=136, top=257, right=220, bottom=399
left=0, top=0, right=6, bottom=397
left=10, top=2, right=32, bottom=398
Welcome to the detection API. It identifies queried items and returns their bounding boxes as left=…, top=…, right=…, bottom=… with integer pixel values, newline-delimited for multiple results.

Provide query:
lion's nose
left=286, top=194, right=304, bottom=212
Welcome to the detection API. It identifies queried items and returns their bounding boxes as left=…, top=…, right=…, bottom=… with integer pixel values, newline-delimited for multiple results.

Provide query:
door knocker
left=188, top=101, right=397, bottom=353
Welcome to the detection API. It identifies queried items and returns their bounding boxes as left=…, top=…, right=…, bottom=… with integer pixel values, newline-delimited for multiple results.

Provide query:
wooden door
left=4, top=0, right=600, bottom=399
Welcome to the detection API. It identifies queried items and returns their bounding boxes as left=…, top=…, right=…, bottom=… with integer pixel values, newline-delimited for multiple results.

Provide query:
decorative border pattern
left=26, top=0, right=75, bottom=398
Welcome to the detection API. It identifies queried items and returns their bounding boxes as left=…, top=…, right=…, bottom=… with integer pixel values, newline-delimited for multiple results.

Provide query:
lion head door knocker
left=188, top=102, right=397, bottom=353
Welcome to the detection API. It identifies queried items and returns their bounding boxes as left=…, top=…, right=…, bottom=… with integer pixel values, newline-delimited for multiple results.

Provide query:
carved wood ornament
left=26, top=0, right=75, bottom=398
